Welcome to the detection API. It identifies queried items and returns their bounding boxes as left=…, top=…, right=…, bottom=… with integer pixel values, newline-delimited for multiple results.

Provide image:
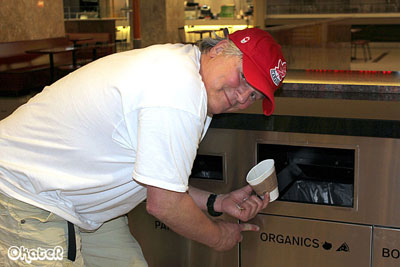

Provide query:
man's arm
left=188, top=185, right=270, bottom=222
left=146, top=185, right=258, bottom=251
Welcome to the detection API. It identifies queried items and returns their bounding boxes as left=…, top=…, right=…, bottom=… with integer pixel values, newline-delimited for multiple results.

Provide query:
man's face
left=200, top=41, right=265, bottom=115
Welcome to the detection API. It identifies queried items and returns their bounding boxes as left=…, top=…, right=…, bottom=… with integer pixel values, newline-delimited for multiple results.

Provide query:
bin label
left=260, top=232, right=350, bottom=253
left=154, top=220, right=170, bottom=230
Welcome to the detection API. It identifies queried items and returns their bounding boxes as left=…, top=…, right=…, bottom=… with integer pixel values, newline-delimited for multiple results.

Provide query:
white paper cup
left=246, top=159, right=279, bottom=202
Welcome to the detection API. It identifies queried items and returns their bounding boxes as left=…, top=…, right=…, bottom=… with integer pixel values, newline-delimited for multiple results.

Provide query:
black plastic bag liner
left=277, top=162, right=353, bottom=207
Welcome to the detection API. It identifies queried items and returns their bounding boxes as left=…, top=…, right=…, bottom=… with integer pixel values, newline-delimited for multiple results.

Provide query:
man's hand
left=146, top=185, right=251, bottom=251
left=146, top=185, right=264, bottom=252
left=217, top=185, right=270, bottom=222
left=211, top=220, right=260, bottom=251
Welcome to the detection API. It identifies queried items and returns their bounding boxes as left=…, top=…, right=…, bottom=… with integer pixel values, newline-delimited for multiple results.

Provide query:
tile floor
left=351, top=42, right=400, bottom=72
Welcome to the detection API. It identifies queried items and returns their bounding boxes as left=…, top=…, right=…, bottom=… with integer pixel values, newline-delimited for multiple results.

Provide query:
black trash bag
left=277, top=162, right=353, bottom=207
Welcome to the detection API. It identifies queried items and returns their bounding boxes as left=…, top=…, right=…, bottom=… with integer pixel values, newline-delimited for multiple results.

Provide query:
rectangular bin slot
left=257, top=144, right=355, bottom=207
left=190, top=154, right=224, bottom=181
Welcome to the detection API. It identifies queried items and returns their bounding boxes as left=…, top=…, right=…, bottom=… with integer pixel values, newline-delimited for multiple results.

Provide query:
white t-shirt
left=0, top=44, right=211, bottom=230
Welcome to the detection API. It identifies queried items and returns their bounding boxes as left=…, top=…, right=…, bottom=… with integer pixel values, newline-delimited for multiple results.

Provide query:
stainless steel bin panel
left=128, top=203, right=239, bottom=267
left=190, top=129, right=254, bottom=194
left=373, top=226, right=400, bottom=267
left=241, top=214, right=372, bottom=267
left=203, top=128, right=400, bottom=228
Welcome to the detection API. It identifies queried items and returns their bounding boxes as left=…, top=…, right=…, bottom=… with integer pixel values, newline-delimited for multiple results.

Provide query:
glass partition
left=264, top=1, right=400, bottom=73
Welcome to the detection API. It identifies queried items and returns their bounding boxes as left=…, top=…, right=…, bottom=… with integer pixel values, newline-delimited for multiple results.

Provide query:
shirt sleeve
left=132, top=107, right=203, bottom=192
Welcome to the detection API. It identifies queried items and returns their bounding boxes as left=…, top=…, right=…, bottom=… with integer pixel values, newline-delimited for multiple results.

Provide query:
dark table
left=90, top=43, right=116, bottom=60
left=26, top=46, right=80, bottom=82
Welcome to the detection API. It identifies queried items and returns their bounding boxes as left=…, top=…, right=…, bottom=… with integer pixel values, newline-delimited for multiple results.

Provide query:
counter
left=210, top=112, right=400, bottom=139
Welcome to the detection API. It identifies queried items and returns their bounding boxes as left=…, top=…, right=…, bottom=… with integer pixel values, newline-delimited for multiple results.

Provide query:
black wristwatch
left=206, top=194, right=223, bottom=217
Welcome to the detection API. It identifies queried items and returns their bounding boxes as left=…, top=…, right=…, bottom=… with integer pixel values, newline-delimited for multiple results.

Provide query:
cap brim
left=242, top=54, right=275, bottom=116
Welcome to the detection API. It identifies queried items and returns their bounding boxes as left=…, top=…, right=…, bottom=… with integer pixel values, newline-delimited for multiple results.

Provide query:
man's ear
left=209, top=39, right=229, bottom=58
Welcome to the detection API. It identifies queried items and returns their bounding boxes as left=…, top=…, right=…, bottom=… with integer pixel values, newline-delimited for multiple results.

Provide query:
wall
left=166, top=0, right=185, bottom=44
left=140, top=0, right=184, bottom=47
left=0, top=0, right=65, bottom=42
left=98, top=0, right=128, bottom=18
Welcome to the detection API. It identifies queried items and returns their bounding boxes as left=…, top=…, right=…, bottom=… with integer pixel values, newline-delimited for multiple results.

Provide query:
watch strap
left=206, top=194, right=223, bottom=217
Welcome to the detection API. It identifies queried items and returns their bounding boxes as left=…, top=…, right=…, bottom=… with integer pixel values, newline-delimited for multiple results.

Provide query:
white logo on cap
left=270, top=59, right=287, bottom=86
left=240, top=37, right=250, bottom=43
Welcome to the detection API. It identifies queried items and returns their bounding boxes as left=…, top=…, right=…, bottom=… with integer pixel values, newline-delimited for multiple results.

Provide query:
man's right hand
left=211, top=220, right=260, bottom=251
left=145, top=185, right=261, bottom=252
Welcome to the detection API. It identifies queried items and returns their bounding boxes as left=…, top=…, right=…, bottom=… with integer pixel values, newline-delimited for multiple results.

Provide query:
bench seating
left=0, top=34, right=116, bottom=96
left=0, top=37, right=72, bottom=95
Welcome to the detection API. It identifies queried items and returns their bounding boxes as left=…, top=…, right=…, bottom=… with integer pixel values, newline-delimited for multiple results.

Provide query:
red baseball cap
left=229, top=28, right=286, bottom=116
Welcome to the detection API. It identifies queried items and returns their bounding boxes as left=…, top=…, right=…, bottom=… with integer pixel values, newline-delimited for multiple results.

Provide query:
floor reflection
left=284, top=41, right=400, bottom=85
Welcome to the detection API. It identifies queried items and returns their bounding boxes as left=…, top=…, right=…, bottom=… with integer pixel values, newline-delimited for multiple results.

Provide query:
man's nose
left=236, top=87, right=252, bottom=104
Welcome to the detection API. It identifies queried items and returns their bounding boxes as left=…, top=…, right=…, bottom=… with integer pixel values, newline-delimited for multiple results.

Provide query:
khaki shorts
left=0, top=193, right=148, bottom=267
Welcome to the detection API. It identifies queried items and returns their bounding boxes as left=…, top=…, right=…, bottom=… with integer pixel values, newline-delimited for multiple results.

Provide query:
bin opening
left=190, top=154, right=224, bottom=181
left=257, top=144, right=355, bottom=207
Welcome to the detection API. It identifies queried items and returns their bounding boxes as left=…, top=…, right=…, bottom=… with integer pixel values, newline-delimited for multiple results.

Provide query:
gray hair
left=198, top=36, right=243, bottom=58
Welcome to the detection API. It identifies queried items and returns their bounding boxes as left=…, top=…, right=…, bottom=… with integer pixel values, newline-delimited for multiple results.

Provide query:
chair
left=350, top=28, right=372, bottom=62
left=351, top=40, right=372, bottom=62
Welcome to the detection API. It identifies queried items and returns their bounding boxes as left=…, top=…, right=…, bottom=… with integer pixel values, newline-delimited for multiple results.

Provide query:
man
left=0, top=28, right=286, bottom=266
